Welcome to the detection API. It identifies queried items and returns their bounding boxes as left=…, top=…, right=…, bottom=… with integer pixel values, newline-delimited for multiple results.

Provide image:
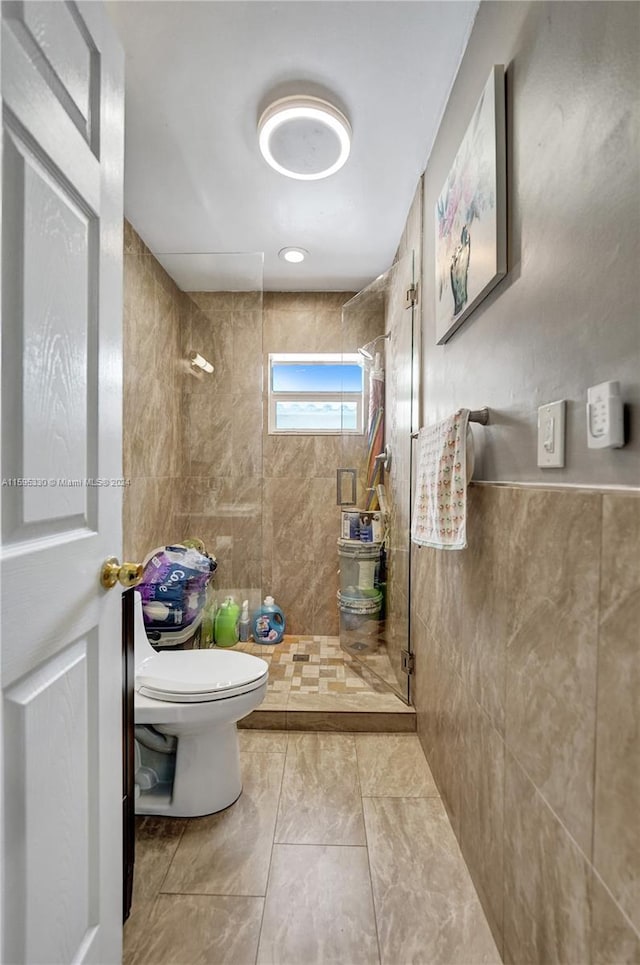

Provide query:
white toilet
left=132, top=590, right=268, bottom=817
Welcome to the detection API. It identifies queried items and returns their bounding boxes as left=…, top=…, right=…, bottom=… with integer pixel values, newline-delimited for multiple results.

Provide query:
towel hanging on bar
left=411, top=409, right=473, bottom=550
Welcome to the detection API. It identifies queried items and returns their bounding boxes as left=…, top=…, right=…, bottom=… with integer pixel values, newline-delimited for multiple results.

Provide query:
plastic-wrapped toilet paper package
left=139, top=545, right=215, bottom=631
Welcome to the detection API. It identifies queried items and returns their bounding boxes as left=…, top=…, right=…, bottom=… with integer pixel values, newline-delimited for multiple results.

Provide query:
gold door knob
left=100, top=557, right=144, bottom=590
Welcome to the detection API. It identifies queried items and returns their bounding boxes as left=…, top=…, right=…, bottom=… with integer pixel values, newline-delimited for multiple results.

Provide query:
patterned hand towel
left=411, top=408, right=472, bottom=550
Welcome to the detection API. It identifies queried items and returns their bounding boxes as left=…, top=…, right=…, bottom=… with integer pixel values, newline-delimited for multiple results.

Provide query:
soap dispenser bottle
left=214, top=596, right=240, bottom=648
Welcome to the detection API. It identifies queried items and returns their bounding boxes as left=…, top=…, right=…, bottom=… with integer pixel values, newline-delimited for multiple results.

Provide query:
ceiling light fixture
left=258, top=95, right=351, bottom=181
left=279, top=247, right=308, bottom=264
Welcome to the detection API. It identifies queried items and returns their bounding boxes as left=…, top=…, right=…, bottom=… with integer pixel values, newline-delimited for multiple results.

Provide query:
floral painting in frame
left=435, top=64, right=507, bottom=344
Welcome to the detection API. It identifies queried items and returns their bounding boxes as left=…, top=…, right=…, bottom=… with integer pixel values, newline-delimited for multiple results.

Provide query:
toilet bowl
left=132, top=591, right=268, bottom=817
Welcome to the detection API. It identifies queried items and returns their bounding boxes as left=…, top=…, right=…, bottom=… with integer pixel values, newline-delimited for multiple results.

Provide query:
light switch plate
left=537, top=400, right=566, bottom=468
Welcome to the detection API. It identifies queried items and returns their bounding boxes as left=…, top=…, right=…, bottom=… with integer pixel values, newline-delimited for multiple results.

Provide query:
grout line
left=253, top=730, right=288, bottom=964
left=355, top=736, right=383, bottom=965
left=123, top=892, right=162, bottom=962
left=264, top=841, right=370, bottom=849
left=506, top=748, right=596, bottom=872
left=151, top=822, right=188, bottom=898
left=590, top=863, right=640, bottom=942
left=500, top=726, right=507, bottom=962
left=590, top=494, right=605, bottom=873
left=360, top=791, right=442, bottom=799
left=126, top=821, right=188, bottom=962
left=238, top=748, right=287, bottom=755
left=500, top=530, right=509, bottom=962
left=157, top=890, right=268, bottom=899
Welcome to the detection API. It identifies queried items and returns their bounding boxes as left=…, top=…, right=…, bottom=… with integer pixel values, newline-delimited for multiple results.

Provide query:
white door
left=0, top=2, right=124, bottom=962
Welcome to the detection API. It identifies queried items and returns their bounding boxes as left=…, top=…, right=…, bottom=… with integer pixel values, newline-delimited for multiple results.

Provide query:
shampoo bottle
left=239, top=600, right=250, bottom=642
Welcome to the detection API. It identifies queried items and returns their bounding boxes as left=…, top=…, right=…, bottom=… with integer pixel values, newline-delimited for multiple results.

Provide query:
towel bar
left=410, top=407, right=489, bottom=438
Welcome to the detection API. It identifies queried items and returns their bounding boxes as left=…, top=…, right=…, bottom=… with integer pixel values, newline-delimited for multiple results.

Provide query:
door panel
left=4, top=636, right=99, bottom=964
left=20, top=0, right=95, bottom=133
left=1, top=2, right=124, bottom=961
left=339, top=254, right=418, bottom=703
left=2, top=19, right=101, bottom=204
left=4, top=125, right=97, bottom=535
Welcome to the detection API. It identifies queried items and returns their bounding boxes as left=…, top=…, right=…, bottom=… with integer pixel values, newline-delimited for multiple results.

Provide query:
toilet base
left=135, top=721, right=243, bottom=817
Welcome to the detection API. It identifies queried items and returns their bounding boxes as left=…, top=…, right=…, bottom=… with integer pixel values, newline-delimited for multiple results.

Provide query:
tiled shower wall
left=122, top=221, right=186, bottom=561
left=411, top=486, right=640, bottom=963
left=122, top=235, right=265, bottom=586
left=177, top=290, right=264, bottom=610
left=182, top=289, right=384, bottom=635
left=123, top=255, right=384, bottom=634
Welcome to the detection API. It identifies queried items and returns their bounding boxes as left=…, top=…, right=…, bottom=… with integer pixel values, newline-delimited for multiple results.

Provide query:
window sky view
left=271, top=362, right=363, bottom=393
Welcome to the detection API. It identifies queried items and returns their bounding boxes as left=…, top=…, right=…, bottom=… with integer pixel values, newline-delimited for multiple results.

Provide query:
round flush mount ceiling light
left=258, top=95, right=351, bottom=180
left=279, top=247, right=308, bottom=263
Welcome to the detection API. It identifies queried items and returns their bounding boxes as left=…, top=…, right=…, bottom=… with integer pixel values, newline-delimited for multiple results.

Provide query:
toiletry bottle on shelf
left=201, top=594, right=217, bottom=649
left=214, top=596, right=240, bottom=647
left=252, top=596, right=285, bottom=645
left=239, top=600, right=250, bottom=642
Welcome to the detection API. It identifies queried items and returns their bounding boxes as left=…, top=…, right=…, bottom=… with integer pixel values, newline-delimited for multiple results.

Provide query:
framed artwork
left=435, top=64, right=507, bottom=344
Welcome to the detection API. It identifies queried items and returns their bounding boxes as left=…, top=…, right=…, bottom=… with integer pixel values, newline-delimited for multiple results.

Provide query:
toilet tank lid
left=136, top=649, right=268, bottom=695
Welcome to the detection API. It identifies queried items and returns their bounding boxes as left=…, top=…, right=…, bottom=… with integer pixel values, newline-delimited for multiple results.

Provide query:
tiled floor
left=124, top=732, right=501, bottom=965
left=235, top=636, right=415, bottom=732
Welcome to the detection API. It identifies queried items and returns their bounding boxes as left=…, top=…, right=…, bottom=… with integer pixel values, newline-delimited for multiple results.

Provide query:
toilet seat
left=136, top=649, right=269, bottom=703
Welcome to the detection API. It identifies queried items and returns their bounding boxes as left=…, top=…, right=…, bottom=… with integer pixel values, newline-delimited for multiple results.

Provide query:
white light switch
left=537, top=400, right=566, bottom=468
left=587, top=381, right=624, bottom=448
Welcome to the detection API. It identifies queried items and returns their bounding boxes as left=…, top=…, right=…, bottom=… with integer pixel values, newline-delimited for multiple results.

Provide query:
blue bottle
left=252, top=596, right=286, bottom=644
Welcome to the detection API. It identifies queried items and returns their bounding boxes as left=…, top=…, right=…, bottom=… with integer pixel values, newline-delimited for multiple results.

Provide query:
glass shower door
left=160, top=252, right=266, bottom=621
left=338, top=252, right=418, bottom=703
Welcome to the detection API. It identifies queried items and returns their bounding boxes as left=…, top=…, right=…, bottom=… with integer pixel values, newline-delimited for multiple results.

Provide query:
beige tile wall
left=411, top=484, right=640, bottom=962
left=179, top=290, right=264, bottom=610
left=123, top=221, right=188, bottom=561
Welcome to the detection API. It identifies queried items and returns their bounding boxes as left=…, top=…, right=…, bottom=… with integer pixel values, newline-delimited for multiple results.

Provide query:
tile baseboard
left=240, top=707, right=416, bottom=733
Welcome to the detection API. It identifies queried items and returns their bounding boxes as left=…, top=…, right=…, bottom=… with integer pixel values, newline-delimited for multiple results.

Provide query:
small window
left=268, top=353, right=364, bottom=435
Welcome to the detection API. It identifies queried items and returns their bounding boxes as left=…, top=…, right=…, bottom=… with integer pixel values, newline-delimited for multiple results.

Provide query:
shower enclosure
left=338, top=252, right=419, bottom=703
left=134, top=245, right=419, bottom=708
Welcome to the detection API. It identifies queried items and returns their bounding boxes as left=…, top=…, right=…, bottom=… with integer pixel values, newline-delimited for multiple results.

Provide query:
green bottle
left=201, top=597, right=217, bottom=649
left=214, top=596, right=240, bottom=647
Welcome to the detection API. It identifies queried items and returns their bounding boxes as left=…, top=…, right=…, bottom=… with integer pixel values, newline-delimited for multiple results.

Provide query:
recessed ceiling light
left=279, top=247, right=308, bottom=264
left=258, top=95, right=351, bottom=181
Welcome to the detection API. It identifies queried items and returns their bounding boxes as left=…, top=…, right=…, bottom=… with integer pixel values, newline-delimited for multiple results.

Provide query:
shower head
left=357, top=332, right=390, bottom=361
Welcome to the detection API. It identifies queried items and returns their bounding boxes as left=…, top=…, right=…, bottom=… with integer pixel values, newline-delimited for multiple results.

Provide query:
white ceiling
left=106, top=1, right=478, bottom=292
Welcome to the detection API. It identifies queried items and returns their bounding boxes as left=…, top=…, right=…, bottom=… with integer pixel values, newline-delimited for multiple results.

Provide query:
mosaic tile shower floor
left=235, top=635, right=414, bottom=720
left=237, top=636, right=390, bottom=695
